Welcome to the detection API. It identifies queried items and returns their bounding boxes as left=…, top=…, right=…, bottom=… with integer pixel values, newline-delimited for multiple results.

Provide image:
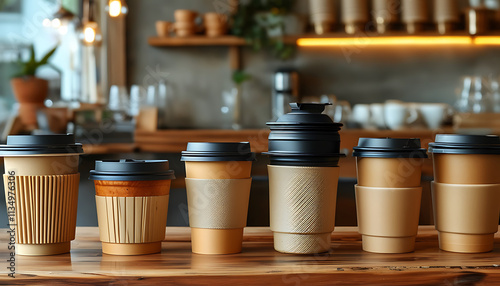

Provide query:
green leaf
left=38, top=45, right=58, bottom=66
left=232, top=70, right=252, bottom=85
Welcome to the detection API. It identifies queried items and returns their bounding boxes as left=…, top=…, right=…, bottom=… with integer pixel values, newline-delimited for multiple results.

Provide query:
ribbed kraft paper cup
left=4, top=174, right=80, bottom=255
left=1, top=134, right=84, bottom=256
left=355, top=185, right=422, bottom=253
left=269, top=165, right=339, bottom=254
left=90, top=160, right=175, bottom=255
left=432, top=182, right=500, bottom=253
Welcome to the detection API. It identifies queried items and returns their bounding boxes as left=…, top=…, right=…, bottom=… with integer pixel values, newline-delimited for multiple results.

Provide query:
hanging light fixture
left=106, top=0, right=128, bottom=17
left=43, top=1, right=77, bottom=35
left=80, top=0, right=102, bottom=45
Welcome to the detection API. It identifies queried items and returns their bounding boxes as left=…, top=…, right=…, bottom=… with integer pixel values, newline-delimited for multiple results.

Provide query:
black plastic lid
left=353, top=138, right=428, bottom=158
left=428, top=134, right=500, bottom=155
left=264, top=152, right=345, bottom=167
left=0, top=134, right=84, bottom=156
left=89, top=159, right=175, bottom=181
left=181, top=142, right=256, bottom=162
left=267, top=103, right=343, bottom=127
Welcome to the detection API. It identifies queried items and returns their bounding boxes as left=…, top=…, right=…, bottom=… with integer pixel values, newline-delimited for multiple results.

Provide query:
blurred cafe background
left=1, top=0, right=500, bottom=227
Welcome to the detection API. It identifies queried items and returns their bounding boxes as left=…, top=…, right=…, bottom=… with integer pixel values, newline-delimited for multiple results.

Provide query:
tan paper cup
left=356, top=157, right=424, bottom=188
left=182, top=142, right=255, bottom=254
left=432, top=182, right=500, bottom=253
left=355, top=185, right=422, bottom=253
left=90, top=159, right=175, bottom=255
left=1, top=134, right=84, bottom=256
left=433, top=154, right=500, bottom=184
left=185, top=161, right=252, bottom=179
left=185, top=178, right=252, bottom=254
left=4, top=173, right=80, bottom=255
left=4, top=154, right=79, bottom=176
left=94, top=180, right=171, bottom=255
left=268, top=165, right=339, bottom=254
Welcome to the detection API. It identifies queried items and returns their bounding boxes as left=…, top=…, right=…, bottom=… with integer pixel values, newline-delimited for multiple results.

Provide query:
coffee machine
left=272, top=68, right=299, bottom=120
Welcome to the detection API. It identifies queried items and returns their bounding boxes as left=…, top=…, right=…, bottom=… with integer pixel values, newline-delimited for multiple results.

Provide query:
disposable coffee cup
left=429, top=134, right=500, bottom=253
left=265, top=103, right=344, bottom=254
left=181, top=142, right=255, bottom=254
left=0, top=134, right=83, bottom=255
left=353, top=138, right=427, bottom=253
left=429, top=135, right=500, bottom=184
left=355, top=185, right=422, bottom=253
left=353, top=138, right=428, bottom=188
left=89, top=159, right=175, bottom=255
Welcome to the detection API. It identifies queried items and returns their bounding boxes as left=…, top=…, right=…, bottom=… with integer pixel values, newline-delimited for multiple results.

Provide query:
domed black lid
left=267, top=103, right=343, bottom=128
left=89, top=159, right=175, bottom=181
left=428, top=134, right=500, bottom=155
left=353, top=138, right=428, bottom=158
left=181, top=142, right=256, bottom=162
left=0, top=134, right=84, bottom=156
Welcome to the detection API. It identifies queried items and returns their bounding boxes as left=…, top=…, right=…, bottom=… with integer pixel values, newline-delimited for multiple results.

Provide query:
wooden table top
left=2, top=226, right=500, bottom=285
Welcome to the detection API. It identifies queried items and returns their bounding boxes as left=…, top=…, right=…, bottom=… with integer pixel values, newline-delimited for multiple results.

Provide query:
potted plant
left=11, top=44, right=57, bottom=128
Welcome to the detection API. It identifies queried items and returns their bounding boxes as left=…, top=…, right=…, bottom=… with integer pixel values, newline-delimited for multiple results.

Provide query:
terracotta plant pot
left=10, top=77, right=48, bottom=127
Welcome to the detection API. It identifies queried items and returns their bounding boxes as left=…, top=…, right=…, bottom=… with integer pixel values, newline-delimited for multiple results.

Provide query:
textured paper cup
left=185, top=178, right=251, bottom=254
left=433, top=154, right=500, bottom=184
left=185, top=161, right=252, bottom=179
left=432, top=182, right=500, bottom=253
left=4, top=154, right=79, bottom=176
left=4, top=174, right=80, bottom=255
left=268, top=165, right=339, bottom=254
left=355, top=185, right=422, bottom=253
left=94, top=180, right=171, bottom=255
left=356, top=157, right=423, bottom=188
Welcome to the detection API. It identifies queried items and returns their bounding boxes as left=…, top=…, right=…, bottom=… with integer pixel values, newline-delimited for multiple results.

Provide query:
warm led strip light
left=297, top=36, right=475, bottom=46
left=474, top=36, right=500, bottom=45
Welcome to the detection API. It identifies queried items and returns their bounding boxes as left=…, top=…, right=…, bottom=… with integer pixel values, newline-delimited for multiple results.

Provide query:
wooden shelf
left=4, top=226, right=500, bottom=284
left=148, top=35, right=300, bottom=47
left=148, top=36, right=247, bottom=46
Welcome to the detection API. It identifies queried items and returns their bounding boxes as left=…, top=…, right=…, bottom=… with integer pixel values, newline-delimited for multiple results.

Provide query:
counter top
left=2, top=226, right=500, bottom=284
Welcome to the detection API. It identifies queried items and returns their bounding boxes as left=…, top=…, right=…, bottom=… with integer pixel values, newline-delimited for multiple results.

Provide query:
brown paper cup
left=191, top=228, right=243, bottom=255
left=433, top=154, right=500, bottom=184
left=4, top=155, right=80, bottom=176
left=432, top=182, right=500, bottom=253
left=94, top=180, right=171, bottom=255
left=185, top=161, right=252, bottom=179
left=268, top=165, right=339, bottom=254
left=356, top=157, right=423, bottom=188
left=355, top=185, right=422, bottom=253
left=4, top=174, right=80, bottom=255
left=185, top=178, right=251, bottom=254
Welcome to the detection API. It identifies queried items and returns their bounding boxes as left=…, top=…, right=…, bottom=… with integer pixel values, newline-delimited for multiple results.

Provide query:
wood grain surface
left=1, top=226, right=500, bottom=285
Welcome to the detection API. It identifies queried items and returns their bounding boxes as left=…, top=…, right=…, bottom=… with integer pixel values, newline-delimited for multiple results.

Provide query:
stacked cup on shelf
left=89, top=160, right=175, bottom=255
left=265, top=103, right=344, bottom=254
left=429, top=135, right=500, bottom=253
left=309, top=0, right=337, bottom=35
left=401, top=0, right=429, bottom=34
left=341, top=0, right=369, bottom=34
left=353, top=138, right=428, bottom=253
left=204, top=13, right=228, bottom=37
left=433, top=0, right=460, bottom=34
left=181, top=142, right=255, bottom=254
left=174, top=10, right=198, bottom=37
left=372, top=0, right=399, bottom=34
left=0, top=134, right=83, bottom=255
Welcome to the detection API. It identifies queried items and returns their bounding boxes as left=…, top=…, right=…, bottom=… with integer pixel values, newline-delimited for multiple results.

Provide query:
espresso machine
left=272, top=68, right=299, bottom=120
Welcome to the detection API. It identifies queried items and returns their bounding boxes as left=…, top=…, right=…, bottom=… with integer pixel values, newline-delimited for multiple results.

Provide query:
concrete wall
left=126, top=0, right=500, bottom=129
